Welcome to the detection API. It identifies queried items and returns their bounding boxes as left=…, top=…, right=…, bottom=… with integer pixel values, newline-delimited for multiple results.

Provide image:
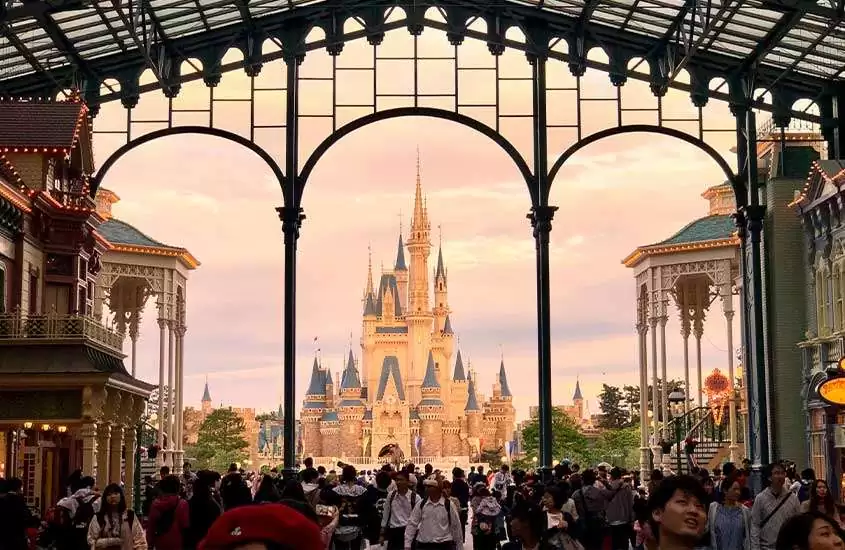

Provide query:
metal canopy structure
left=0, top=0, right=842, bottom=102
left=1, top=0, right=844, bottom=481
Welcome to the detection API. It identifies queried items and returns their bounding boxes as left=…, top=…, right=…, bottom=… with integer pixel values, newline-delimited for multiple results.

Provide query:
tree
left=479, top=448, right=503, bottom=469
left=520, top=408, right=589, bottom=465
left=256, top=411, right=279, bottom=423
left=622, top=385, right=641, bottom=425
left=597, top=385, right=629, bottom=429
left=591, top=427, right=641, bottom=470
left=193, top=407, right=249, bottom=472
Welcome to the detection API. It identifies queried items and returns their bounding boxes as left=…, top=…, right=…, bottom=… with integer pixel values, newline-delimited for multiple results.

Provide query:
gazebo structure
left=94, top=190, right=199, bottom=473
left=0, top=0, right=843, bottom=478
left=624, top=182, right=741, bottom=479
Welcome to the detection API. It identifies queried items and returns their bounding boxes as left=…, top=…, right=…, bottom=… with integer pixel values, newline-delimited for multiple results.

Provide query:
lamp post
left=668, top=389, right=686, bottom=474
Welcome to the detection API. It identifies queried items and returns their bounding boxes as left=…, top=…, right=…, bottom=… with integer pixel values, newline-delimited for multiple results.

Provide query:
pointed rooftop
left=422, top=350, right=440, bottom=388
left=202, top=381, right=211, bottom=402
left=443, top=314, right=454, bottom=335
left=325, top=368, right=333, bottom=388
left=573, top=379, right=583, bottom=401
left=499, top=359, right=512, bottom=398
left=435, top=246, right=446, bottom=280
left=395, top=234, right=407, bottom=271
left=452, top=349, right=466, bottom=381
left=376, top=356, right=405, bottom=401
left=305, top=357, right=326, bottom=396
left=341, top=350, right=362, bottom=390
left=465, top=373, right=480, bottom=412
left=363, top=292, right=377, bottom=316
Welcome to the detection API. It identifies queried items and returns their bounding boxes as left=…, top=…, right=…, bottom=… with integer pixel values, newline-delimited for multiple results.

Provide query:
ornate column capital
left=177, top=325, right=187, bottom=337
left=157, top=318, right=167, bottom=330
left=636, top=322, right=648, bottom=336
left=527, top=205, right=557, bottom=238
left=276, top=206, right=306, bottom=243
left=82, top=386, right=108, bottom=421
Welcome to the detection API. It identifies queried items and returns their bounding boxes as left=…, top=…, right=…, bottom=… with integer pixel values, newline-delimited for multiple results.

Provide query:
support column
left=659, top=300, right=669, bottom=436
left=156, top=313, right=166, bottom=467
left=129, top=311, right=139, bottom=378
left=124, top=427, right=137, bottom=505
left=174, top=324, right=186, bottom=472
left=96, top=422, right=111, bottom=489
left=81, top=422, right=97, bottom=476
left=167, top=319, right=176, bottom=469
left=721, top=281, right=739, bottom=463
left=649, top=309, right=660, bottom=451
left=732, top=94, right=770, bottom=490
left=637, top=322, right=650, bottom=482
left=694, top=282, right=705, bottom=407
left=681, top=301, right=692, bottom=414
left=109, top=424, right=124, bottom=484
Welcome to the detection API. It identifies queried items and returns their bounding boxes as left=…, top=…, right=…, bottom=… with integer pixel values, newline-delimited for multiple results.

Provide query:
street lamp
left=668, top=389, right=686, bottom=474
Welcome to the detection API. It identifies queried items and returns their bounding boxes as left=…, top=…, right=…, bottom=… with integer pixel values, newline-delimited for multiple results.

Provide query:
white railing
left=0, top=309, right=124, bottom=353
left=310, top=456, right=485, bottom=471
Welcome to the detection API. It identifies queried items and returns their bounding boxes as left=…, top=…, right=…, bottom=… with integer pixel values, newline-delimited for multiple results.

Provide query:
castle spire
left=202, top=378, right=211, bottom=402
left=305, top=357, right=325, bottom=396
left=452, top=349, right=465, bottom=381
left=365, top=243, right=374, bottom=296
left=395, top=233, right=407, bottom=271
left=499, top=359, right=512, bottom=398
left=465, top=372, right=480, bottom=411
left=411, top=149, right=428, bottom=234
left=573, top=378, right=583, bottom=401
left=422, top=351, right=440, bottom=389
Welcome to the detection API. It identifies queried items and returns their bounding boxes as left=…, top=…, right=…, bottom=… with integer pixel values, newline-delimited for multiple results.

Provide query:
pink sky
left=91, top=26, right=748, bottom=421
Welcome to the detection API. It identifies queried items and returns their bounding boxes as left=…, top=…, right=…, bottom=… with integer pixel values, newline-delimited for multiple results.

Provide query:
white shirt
left=382, top=490, right=417, bottom=529
left=404, top=496, right=463, bottom=549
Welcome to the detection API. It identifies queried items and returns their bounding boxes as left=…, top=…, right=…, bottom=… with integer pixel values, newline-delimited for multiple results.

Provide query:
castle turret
left=418, top=351, right=444, bottom=456
left=573, top=378, right=584, bottom=421
left=302, top=357, right=327, bottom=458
left=434, top=245, right=449, bottom=331
left=489, top=359, right=515, bottom=451
left=338, top=349, right=366, bottom=458
left=449, top=349, right=468, bottom=420
left=201, top=380, right=212, bottom=416
left=406, top=152, right=434, bottom=405
left=395, top=233, right=408, bottom=312
left=464, top=372, right=483, bottom=458
left=362, top=246, right=377, bottom=400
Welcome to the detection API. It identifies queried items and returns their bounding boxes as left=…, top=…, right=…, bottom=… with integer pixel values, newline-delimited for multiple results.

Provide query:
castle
left=300, top=161, right=516, bottom=462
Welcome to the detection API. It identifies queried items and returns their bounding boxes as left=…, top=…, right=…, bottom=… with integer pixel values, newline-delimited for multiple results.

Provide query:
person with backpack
left=403, top=477, right=463, bottom=550
left=145, top=475, right=189, bottom=550
left=55, top=475, right=101, bottom=550
left=380, top=470, right=418, bottom=550
left=86, top=483, right=146, bottom=550
left=0, top=477, right=36, bottom=550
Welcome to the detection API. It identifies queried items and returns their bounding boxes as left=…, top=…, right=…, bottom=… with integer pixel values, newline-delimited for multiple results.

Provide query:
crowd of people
left=0, top=458, right=843, bottom=550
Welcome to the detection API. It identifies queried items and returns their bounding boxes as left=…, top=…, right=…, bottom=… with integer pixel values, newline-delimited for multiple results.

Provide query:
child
left=317, top=487, right=341, bottom=550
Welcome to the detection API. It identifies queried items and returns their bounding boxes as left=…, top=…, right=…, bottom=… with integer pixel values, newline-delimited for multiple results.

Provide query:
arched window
left=833, top=265, right=842, bottom=331
left=817, top=265, right=829, bottom=333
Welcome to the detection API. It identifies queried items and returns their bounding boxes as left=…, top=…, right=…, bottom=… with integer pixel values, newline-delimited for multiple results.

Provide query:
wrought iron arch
left=90, top=126, right=286, bottom=200
left=297, top=107, right=535, bottom=204
left=547, top=124, right=742, bottom=204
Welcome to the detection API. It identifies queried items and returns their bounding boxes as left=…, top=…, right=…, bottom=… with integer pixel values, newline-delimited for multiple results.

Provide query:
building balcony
left=0, top=310, right=124, bottom=355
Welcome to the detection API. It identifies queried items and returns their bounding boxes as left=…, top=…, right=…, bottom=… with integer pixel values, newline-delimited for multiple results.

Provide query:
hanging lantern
left=704, top=369, right=731, bottom=425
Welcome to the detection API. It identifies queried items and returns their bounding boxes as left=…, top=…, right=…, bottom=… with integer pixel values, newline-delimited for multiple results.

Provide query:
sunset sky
left=90, top=23, right=756, bottom=421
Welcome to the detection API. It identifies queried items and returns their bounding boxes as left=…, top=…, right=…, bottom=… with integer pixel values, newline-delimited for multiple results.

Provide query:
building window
left=818, top=268, right=830, bottom=333
left=0, top=266, right=5, bottom=313
left=29, top=273, right=38, bottom=314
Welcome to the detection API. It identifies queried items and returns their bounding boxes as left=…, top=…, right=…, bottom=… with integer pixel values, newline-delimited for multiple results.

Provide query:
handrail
left=0, top=308, right=124, bottom=353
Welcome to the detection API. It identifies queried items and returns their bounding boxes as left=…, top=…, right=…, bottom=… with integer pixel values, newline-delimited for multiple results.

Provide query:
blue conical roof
left=465, top=373, right=480, bottom=411
left=306, top=357, right=326, bottom=396
left=452, top=350, right=466, bottom=381
left=435, top=246, right=446, bottom=279
left=341, top=350, right=362, bottom=390
left=325, top=368, right=333, bottom=387
left=363, top=292, right=377, bottom=316
left=422, top=351, right=440, bottom=388
left=573, top=379, right=583, bottom=401
left=499, top=359, right=512, bottom=397
left=443, top=314, right=454, bottom=334
left=395, top=234, right=407, bottom=271
left=202, top=381, right=211, bottom=402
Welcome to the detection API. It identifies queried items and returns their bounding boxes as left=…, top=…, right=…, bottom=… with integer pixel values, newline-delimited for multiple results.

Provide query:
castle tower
left=302, top=357, right=327, bottom=458
left=201, top=380, right=212, bottom=417
left=362, top=246, right=377, bottom=400
left=573, top=378, right=584, bottom=422
left=464, top=372, right=482, bottom=459
left=433, top=245, right=449, bottom=332
left=418, top=351, right=444, bottom=456
left=449, top=349, right=467, bottom=421
left=338, top=349, right=366, bottom=458
left=395, top=233, right=408, bottom=312
left=406, top=152, right=434, bottom=405
left=495, top=359, right=515, bottom=449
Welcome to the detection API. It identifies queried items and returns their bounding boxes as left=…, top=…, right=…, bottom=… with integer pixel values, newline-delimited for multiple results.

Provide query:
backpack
left=73, top=496, right=97, bottom=528
left=154, top=506, right=177, bottom=537
left=45, top=505, right=73, bottom=529
left=384, top=491, right=418, bottom=526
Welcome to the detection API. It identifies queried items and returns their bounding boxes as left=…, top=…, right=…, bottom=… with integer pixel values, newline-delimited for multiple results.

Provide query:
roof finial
left=399, top=210, right=403, bottom=237
left=499, top=343, right=504, bottom=360
left=438, top=224, right=442, bottom=248
left=416, top=145, right=421, bottom=185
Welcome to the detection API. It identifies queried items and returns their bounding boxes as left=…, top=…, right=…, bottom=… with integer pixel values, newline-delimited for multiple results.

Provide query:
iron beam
left=732, top=8, right=805, bottom=77
left=281, top=51, right=302, bottom=477
left=0, top=1, right=831, bottom=100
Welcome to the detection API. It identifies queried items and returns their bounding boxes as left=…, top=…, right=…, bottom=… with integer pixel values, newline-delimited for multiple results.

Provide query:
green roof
left=656, top=214, right=735, bottom=246
left=98, top=218, right=173, bottom=248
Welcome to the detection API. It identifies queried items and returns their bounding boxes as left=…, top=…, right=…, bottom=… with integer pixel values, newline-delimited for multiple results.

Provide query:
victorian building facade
left=300, top=164, right=515, bottom=466
left=0, top=97, right=155, bottom=511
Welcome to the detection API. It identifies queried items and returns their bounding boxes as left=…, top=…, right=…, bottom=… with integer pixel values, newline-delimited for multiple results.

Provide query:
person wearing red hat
left=199, top=503, right=323, bottom=550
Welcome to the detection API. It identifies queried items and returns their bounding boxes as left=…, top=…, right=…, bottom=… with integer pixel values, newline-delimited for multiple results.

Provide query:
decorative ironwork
left=0, top=309, right=125, bottom=353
